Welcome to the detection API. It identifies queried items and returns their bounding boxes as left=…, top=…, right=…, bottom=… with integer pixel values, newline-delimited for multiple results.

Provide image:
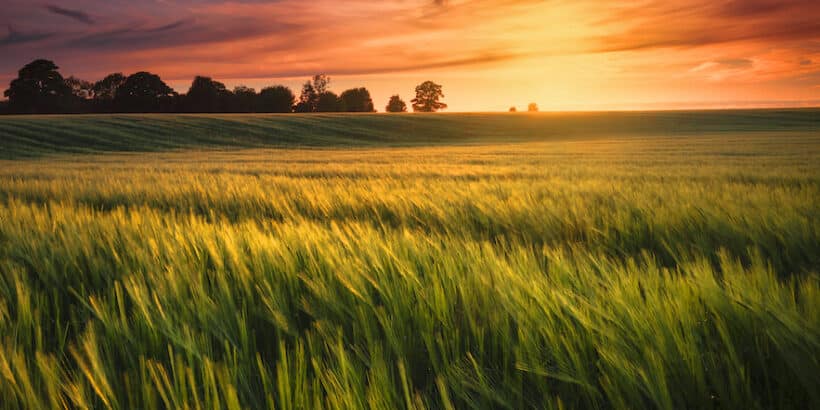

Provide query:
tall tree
left=295, top=74, right=331, bottom=112
left=3, top=59, right=71, bottom=114
left=184, top=76, right=230, bottom=113
left=258, top=85, right=295, bottom=113
left=114, top=72, right=177, bottom=113
left=292, top=85, right=310, bottom=113
left=339, top=87, right=375, bottom=112
left=385, top=95, right=407, bottom=112
left=311, top=74, right=330, bottom=94
left=411, top=81, right=447, bottom=112
left=295, top=83, right=316, bottom=112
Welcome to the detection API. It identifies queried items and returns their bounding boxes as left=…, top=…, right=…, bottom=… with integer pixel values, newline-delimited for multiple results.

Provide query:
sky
left=1, top=0, right=819, bottom=111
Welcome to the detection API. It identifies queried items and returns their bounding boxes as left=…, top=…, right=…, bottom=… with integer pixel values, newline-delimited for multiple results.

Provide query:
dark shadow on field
left=0, top=109, right=818, bottom=159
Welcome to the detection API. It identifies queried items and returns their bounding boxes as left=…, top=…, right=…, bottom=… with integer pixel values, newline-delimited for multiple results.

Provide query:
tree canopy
left=411, top=81, right=447, bottom=112
left=232, top=86, right=257, bottom=113
left=339, top=88, right=375, bottom=112
left=386, top=95, right=407, bottom=113
left=295, top=74, right=332, bottom=113
left=93, top=73, right=126, bottom=101
left=258, top=86, right=296, bottom=113
left=184, top=76, right=230, bottom=113
left=3, top=59, right=72, bottom=114
left=114, top=72, right=177, bottom=113
left=316, top=91, right=341, bottom=112
left=310, top=74, right=330, bottom=94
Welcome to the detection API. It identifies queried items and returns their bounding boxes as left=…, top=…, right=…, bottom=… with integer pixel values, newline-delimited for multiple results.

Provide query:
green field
left=1, top=110, right=818, bottom=158
left=0, top=111, right=818, bottom=409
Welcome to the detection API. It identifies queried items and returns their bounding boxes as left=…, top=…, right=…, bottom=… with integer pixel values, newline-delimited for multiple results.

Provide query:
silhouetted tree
left=295, top=83, right=316, bottom=112
left=114, top=72, right=177, bottom=113
left=528, top=102, right=538, bottom=112
left=385, top=95, right=407, bottom=112
left=93, top=73, right=126, bottom=100
left=91, top=73, right=126, bottom=112
left=411, top=81, right=446, bottom=112
left=259, top=85, right=295, bottom=113
left=231, top=85, right=257, bottom=113
left=295, top=74, right=332, bottom=112
left=184, top=76, right=231, bottom=113
left=0, top=100, right=8, bottom=114
left=3, top=59, right=72, bottom=114
left=509, top=106, right=517, bottom=112
left=311, top=74, right=330, bottom=94
left=339, top=87, right=375, bottom=112
left=316, top=91, right=341, bottom=112
left=3, top=62, right=426, bottom=115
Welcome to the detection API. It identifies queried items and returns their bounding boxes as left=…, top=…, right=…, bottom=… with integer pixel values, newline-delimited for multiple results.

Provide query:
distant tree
left=385, top=95, right=407, bottom=112
left=339, top=87, right=375, bottom=112
left=258, top=85, right=295, bottom=113
left=3, top=59, right=72, bottom=114
left=411, top=81, right=446, bottom=112
left=92, top=73, right=126, bottom=100
left=528, top=102, right=538, bottom=112
left=232, top=85, right=257, bottom=113
left=184, top=76, right=231, bottom=113
left=114, top=72, right=177, bottom=113
left=295, top=74, right=331, bottom=112
left=0, top=100, right=8, bottom=115
left=509, top=106, right=517, bottom=112
left=311, top=74, right=330, bottom=94
left=295, top=82, right=316, bottom=112
left=316, top=91, right=341, bottom=112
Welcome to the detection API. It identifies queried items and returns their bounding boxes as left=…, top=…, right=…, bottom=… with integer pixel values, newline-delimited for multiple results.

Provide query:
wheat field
left=0, top=112, right=818, bottom=409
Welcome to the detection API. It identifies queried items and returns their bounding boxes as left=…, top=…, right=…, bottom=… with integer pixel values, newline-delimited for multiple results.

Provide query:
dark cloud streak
left=146, top=20, right=188, bottom=33
left=63, top=18, right=297, bottom=51
left=201, top=51, right=527, bottom=80
left=45, top=5, right=95, bottom=25
left=0, top=26, right=54, bottom=46
left=64, top=20, right=191, bottom=49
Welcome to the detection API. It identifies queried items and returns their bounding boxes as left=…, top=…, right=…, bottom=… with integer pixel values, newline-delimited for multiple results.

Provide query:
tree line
left=0, top=60, right=449, bottom=115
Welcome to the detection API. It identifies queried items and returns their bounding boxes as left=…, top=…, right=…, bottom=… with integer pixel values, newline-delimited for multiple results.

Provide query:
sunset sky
left=1, top=0, right=819, bottom=111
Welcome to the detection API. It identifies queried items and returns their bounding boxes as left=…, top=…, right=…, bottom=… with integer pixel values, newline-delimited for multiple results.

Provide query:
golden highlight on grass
left=0, top=119, right=818, bottom=408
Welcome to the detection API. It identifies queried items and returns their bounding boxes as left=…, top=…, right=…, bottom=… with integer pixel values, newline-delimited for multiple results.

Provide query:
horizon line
left=2, top=105, right=819, bottom=116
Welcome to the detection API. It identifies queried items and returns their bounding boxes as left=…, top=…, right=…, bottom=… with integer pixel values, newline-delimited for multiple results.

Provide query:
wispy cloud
left=0, top=26, right=54, bottom=46
left=45, top=5, right=95, bottom=25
